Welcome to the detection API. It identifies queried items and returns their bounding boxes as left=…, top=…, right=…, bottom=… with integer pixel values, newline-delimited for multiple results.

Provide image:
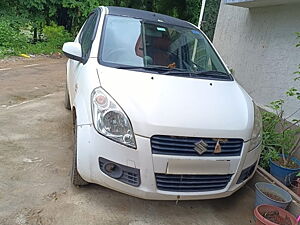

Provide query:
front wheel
left=71, top=115, right=88, bottom=186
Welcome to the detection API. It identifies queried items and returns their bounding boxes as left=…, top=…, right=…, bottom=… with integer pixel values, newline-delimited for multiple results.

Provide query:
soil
left=274, top=158, right=300, bottom=169
left=0, top=55, right=66, bottom=107
left=262, top=210, right=292, bottom=225
left=262, top=191, right=285, bottom=202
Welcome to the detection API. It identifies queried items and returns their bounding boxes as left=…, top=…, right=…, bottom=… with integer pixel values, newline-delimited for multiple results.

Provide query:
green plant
left=0, top=19, right=28, bottom=56
left=294, top=32, right=300, bottom=82
left=0, top=19, right=73, bottom=58
left=43, top=23, right=73, bottom=48
left=260, top=101, right=300, bottom=170
left=259, top=33, right=300, bottom=169
left=23, top=24, right=72, bottom=55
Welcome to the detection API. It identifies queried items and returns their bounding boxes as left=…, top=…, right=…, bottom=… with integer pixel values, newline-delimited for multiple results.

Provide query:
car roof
left=105, top=6, right=196, bottom=29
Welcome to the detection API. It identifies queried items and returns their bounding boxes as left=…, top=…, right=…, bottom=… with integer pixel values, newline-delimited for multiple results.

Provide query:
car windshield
left=100, top=15, right=231, bottom=80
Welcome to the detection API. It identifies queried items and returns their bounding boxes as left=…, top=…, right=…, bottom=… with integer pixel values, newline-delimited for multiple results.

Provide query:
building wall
left=213, top=2, right=300, bottom=119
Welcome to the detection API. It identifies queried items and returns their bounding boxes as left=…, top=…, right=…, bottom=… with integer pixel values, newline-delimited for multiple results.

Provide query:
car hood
left=97, top=66, right=254, bottom=140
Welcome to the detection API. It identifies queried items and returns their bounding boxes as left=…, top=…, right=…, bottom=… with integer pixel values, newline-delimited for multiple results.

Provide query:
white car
left=63, top=6, right=262, bottom=200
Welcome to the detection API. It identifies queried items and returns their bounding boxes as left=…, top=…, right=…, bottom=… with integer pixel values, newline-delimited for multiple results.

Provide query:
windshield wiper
left=116, top=65, right=185, bottom=72
left=191, top=70, right=229, bottom=77
left=116, top=66, right=230, bottom=79
left=162, top=70, right=230, bottom=79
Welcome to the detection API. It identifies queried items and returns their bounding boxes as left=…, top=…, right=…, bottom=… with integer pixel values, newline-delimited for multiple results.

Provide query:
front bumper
left=76, top=124, right=261, bottom=200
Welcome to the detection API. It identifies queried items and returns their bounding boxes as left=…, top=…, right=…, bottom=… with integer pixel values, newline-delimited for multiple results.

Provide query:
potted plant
left=259, top=33, right=300, bottom=185
left=254, top=204, right=297, bottom=225
left=268, top=98, right=300, bottom=185
left=255, top=182, right=292, bottom=209
left=261, top=99, right=300, bottom=185
left=286, top=172, right=300, bottom=196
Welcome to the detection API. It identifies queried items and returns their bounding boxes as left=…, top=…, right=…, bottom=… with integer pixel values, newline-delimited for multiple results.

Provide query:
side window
left=79, top=12, right=99, bottom=61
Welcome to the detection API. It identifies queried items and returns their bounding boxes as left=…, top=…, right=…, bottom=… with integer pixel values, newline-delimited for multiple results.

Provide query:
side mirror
left=62, top=42, right=83, bottom=62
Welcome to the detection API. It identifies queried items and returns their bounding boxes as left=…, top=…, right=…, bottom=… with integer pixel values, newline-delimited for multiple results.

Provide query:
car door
left=68, top=10, right=100, bottom=105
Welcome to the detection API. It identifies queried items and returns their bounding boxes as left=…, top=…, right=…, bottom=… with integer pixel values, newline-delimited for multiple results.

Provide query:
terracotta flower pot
left=254, top=204, right=297, bottom=225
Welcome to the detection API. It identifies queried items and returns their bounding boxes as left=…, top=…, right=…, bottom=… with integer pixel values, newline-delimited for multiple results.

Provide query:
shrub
left=43, top=23, right=73, bottom=48
left=0, top=19, right=28, bottom=55
left=0, top=21, right=73, bottom=58
left=259, top=109, right=299, bottom=170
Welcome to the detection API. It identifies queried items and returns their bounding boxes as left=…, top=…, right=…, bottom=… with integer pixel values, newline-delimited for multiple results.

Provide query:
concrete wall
left=224, top=0, right=300, bottom=8
left=213, top=2, right=300, bottom=119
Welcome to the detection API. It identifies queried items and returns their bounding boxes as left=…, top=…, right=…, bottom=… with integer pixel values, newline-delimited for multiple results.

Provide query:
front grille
left=155, top=174, right=232, bottom=192
left=151, top=135, right=243, bottom=157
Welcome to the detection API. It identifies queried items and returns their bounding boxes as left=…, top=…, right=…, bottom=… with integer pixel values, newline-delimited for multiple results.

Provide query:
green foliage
left=259, top=110, right=299, bottom=170
left=25, top=42, right=62, bottom=55
left=0, top=0, right=223, bottom=57
left=0, top=20, right=28, bottom=57
left=202, top=0, right=221, bottom=40
left=62, top=0, right=100, bottom=34
left=260, top=111, right=300, bottom=170
left=0, top=22, right=26, bottom=48
left=260, top=135, right=280, bottom=170
left=155, top=0, right=200, bottom=25
left=286, top=87, right=300, bottom=100
left=0, top=17, right=72, bottom=58
left=296, top=32, right=300, bottom=47
left=21, top=23, right=73, bottom=55
left=43, top=23, right=73, bottom=48
left=0, top=9, right=30, bottom=31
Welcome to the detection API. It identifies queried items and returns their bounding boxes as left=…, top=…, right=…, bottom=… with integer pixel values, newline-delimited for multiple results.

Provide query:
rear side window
left=79, top=12, right=99, bottom=62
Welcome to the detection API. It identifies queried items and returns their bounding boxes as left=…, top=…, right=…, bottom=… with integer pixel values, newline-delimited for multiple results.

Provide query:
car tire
left=65, top=83, right=71, bottom=110
left=71, top=115, right=88, bottom=186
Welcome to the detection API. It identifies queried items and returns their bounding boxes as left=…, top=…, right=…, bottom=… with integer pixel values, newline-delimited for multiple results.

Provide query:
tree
left=145, top=0, right=154, bottom=11
left=0, top=0, right=221, bottom=41
left=201, top=0, right=221, bottom=40
left=155, top=0, right=200, bottom=25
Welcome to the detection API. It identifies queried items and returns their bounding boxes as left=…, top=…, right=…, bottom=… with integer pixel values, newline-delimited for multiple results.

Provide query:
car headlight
left=91, top=87, right=136, bottom=148
left=249, top=103, right=262, bottom=151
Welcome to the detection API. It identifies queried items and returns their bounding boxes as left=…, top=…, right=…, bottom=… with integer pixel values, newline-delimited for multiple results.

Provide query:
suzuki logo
left=194, top=140, right=208, bottom=155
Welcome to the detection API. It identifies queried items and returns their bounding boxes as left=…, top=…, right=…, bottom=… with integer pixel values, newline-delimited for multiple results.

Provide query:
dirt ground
left=0, top=55, right=65, bottom=107
left=0, top=56, right=257, bottom=225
